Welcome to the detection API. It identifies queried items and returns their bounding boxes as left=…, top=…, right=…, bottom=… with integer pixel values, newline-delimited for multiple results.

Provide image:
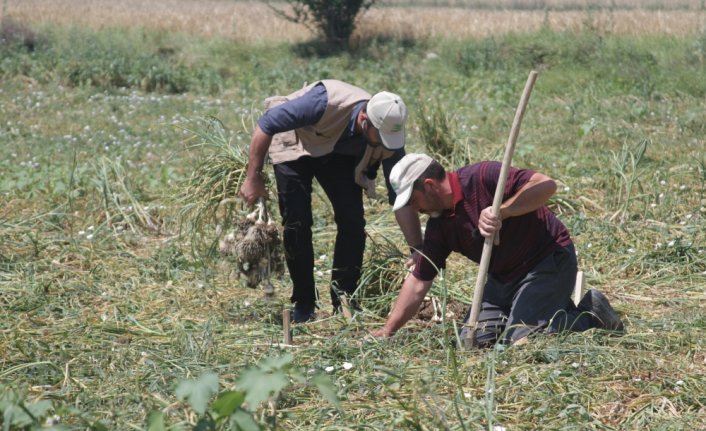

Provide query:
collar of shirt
left=347, top=101, right=366, bottom=138
left=440, top=171, right=463, bottom=218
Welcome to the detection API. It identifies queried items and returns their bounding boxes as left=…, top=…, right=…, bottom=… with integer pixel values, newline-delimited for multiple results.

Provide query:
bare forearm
left=239, top=125, right=274, bottom=205
left=394, top=205, right=423, bottom=249
left=499, top=173, right=556, bottom=219
left=246, top=125, right=273, bottom=177
left=380, top=275, right=432, bottom=335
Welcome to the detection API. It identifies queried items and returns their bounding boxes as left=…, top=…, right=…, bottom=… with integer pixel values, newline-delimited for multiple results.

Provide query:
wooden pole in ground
left=573, top=271, right=585, bottom=305
left=283, top=308, right=292, bottom=345
left=462, top=70, right=539, bottom=349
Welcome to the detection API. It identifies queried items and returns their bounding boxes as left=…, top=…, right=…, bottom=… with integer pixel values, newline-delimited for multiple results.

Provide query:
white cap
left=367, top=91, right=408, bottom=150
left=390, top=153, right=433, bottom=211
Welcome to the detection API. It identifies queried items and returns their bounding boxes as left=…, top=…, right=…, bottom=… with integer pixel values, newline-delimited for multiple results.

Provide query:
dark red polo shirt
left=413, top=161, right=572, bottom=283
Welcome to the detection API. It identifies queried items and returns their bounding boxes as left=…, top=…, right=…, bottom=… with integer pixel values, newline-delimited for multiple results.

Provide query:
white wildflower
left=342, top=362, right=353, bottom=370
left=45, top=415, right=61, bottom=426
left=325, top=366, right=334, bottom=373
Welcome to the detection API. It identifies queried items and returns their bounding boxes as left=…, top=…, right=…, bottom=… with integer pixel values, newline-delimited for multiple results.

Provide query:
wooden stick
left=283, top=308, right=293, bottom=345
left=462, top=70, right=539, bottom=349
left=573, top=271, right=585, bottom=306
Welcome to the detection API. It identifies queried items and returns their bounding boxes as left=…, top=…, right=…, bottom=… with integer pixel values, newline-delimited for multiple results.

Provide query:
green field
left=1, top=4, right=705, bottom=430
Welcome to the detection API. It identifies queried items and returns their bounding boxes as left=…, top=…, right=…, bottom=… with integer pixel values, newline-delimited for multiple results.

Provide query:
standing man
left=239, top=80, right=422, bottom=323
left=372, top=154, right=623, bottom=345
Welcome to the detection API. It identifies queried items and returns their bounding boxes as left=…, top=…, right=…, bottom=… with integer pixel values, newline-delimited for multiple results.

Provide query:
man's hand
left=370, top=327, right=393, bottom=338
left=404, top=250, right=419, bottom=270
left=239, top=173, right=268, bottom=207
left=478, top=206, right=501, bottom=245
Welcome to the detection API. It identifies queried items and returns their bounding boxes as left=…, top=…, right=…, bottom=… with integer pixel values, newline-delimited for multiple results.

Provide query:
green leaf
left=175, top=372, right=219, bottom=415
left=4, top=406, right=15, bottom=431
left=229, top=409, right=261, bottom=431
left=237, top=368, right=289, bottom=408
left=26, top=400, right=52, bottom=420
left=211, top=390, right=245, bottom=418
left=311, top=374, right=340, bottom=410
left=53, top=180, right=67, bottom=194
left=4, top=404, right=31, bottom=429
left=258, top=352, right=294, bottom=371
left=146, top=411, right=166, bottom=431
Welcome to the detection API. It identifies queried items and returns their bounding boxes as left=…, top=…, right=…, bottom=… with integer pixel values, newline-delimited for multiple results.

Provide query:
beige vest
left=264, top=80, right=394, bottom=189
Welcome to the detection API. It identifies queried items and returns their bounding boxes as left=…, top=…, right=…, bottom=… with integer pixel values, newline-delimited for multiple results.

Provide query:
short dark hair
left=412, top=160, right=445, bottom=190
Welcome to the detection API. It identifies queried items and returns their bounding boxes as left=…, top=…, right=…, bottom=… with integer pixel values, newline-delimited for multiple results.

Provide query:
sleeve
left=479, top=161, right=535, bottom=200
left=411, top=221, right=452, bottom=281
left=257, top=83, right=328, bottom=135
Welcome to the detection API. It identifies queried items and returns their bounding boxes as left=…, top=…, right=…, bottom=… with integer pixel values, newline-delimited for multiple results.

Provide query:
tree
left=270, top=0, right=376, bottom=49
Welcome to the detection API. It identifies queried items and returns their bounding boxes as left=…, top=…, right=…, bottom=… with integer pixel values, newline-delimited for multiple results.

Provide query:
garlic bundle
left=219, top=198, right=284, bottom=294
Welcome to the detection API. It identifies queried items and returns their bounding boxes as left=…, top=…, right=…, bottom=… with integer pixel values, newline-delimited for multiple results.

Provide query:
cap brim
left=392, top=182, right=413, bottom=211
left=379, top=126, right=405, bottom=150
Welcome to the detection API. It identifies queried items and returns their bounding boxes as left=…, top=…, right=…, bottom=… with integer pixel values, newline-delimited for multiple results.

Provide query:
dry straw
left=5, top=0, right=706, bottom=41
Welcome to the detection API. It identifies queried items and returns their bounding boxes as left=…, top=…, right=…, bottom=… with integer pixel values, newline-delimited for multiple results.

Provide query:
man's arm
left=478, top=172, right=557, bottom=238
left=383, top=152, right=423, bottom=262
left=371, top=273, right=433, bottom=337
left=238, top=83, right=328, bottom=207
left=239, top=125, right=273, bottom=206
left=394, top=205, right=423, bottom=252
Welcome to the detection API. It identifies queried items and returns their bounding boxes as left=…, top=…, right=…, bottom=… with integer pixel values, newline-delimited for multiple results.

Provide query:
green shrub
left=0, top=26, right=223, bottom=94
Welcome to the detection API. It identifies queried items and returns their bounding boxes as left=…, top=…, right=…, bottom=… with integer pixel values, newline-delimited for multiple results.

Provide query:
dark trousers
left=462, top=244, right=594, bottom=346
left=274, top=154, right=365, bottom=310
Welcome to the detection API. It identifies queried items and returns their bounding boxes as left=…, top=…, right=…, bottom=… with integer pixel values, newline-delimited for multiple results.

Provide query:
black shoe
left=292, top=305, right=316, bottom=323
left=578, top=289, right=624, bottom=332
